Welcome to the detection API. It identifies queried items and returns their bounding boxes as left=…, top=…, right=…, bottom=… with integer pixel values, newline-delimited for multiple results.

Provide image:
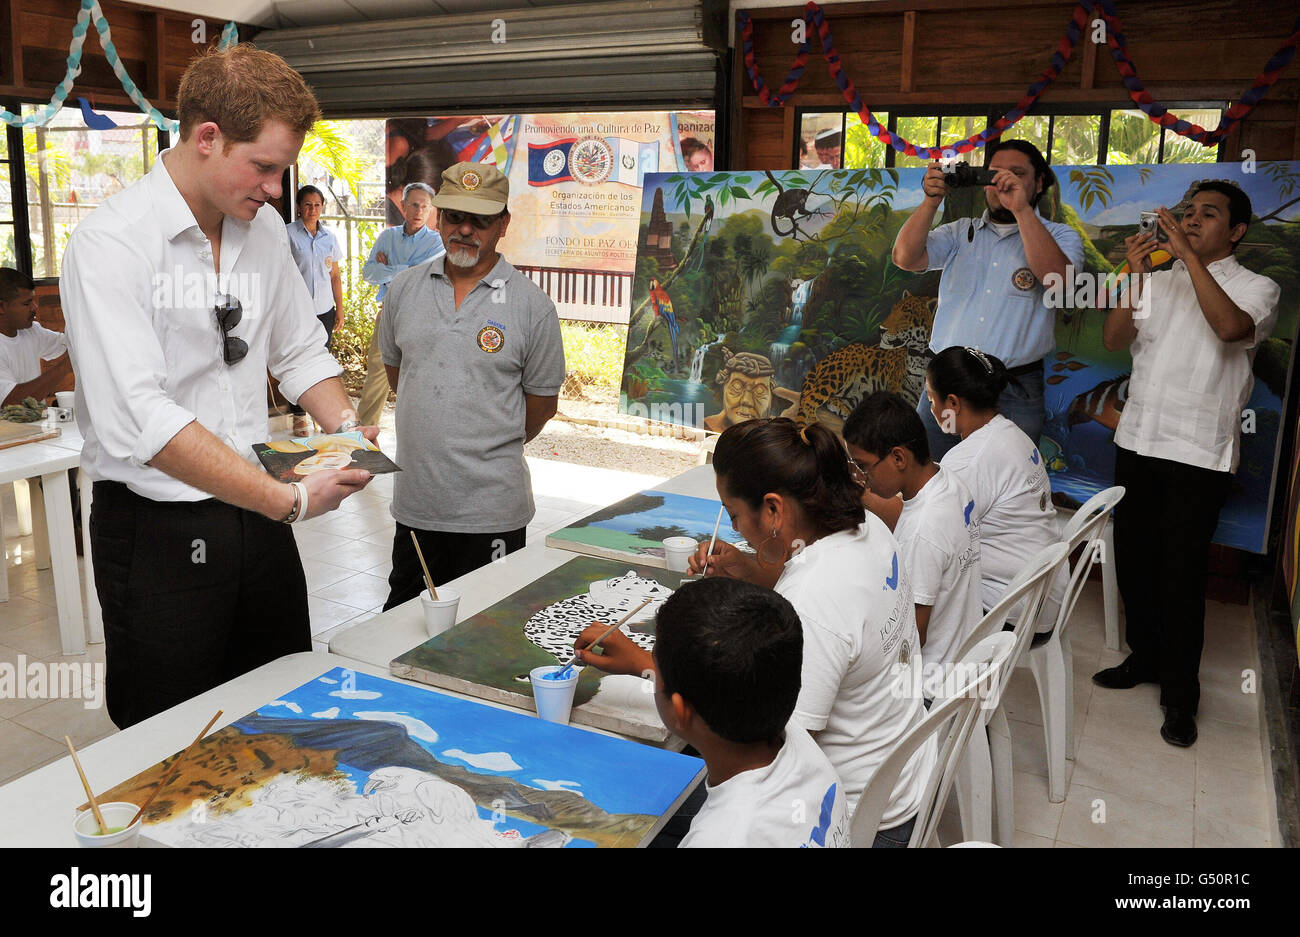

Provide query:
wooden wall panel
left=736, top=0, right=1300, bottom=168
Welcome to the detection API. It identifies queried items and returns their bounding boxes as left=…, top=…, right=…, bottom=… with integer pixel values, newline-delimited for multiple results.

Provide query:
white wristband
left=292, top=482, right=310, bottom=523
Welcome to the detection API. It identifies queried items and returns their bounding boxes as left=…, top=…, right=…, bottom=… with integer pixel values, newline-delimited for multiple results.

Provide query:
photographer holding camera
left=892, top=140, right=1083, bottom=458
left=1092, top=180, right=1279, bottom=748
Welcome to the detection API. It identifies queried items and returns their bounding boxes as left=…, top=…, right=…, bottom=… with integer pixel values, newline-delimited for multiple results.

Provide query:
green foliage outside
left=561, top=321, right=628, bottom=388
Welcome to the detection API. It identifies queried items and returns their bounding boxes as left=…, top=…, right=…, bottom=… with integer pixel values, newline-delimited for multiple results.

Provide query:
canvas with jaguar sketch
left=94, top=667, right=704, bottom=848
left=622, top=164, right=1300, bottom=553
left=391, top=556, right=685, bottom=741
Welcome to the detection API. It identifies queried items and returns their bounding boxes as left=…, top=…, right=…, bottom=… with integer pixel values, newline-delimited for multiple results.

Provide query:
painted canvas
left=96, top=667, right=703, bottom=848
left=546, top=490, right=732, bottom=566
left=621, top=163, right=1300, bottom=552
left=393, top=556, right=685, bottom=741
left=252, top=431, right=399, bottom=483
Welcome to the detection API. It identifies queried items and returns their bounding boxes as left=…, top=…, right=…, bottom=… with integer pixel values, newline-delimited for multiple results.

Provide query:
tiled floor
left=0, top=415, right=1279, bottom=846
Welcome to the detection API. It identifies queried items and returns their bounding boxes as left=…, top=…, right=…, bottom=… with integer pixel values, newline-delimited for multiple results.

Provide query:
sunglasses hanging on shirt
left=215, top=293, right=248, bottom=366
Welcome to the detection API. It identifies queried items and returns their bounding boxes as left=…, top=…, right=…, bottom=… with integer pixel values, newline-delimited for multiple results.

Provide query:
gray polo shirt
left=379, top=254, right=565, bottom=533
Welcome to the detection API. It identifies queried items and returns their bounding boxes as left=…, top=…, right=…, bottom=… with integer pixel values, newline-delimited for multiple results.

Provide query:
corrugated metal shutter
left=254, top=0, right=724, bottom=117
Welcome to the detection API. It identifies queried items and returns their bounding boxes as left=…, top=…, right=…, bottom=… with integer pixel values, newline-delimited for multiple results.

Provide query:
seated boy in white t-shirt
left=845, top=392, right=984, bottom=685
left=574, top=576, right=850, bottom=848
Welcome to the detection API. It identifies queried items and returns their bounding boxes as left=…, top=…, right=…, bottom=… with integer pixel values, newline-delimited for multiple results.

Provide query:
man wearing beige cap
left=378, top=162, right=565, bottom=608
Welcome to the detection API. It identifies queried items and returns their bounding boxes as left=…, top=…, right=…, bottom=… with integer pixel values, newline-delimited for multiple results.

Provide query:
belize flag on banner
left=529, top=138, right=577, bottom=186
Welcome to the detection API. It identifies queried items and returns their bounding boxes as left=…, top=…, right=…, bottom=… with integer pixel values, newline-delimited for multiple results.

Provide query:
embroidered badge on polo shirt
left=1012, top=267, right=1036, bottom=291
left=477, top=323, right=505, bottom=353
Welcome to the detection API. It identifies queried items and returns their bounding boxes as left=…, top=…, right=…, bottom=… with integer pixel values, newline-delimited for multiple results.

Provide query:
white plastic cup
left=530, top=665, right=580, bottom=725
left=73, top=802, right=142, bottom=848
left=419, top=587, right=461, bottom=638
left=55, top=391, right=75, bottom=413
left=662, top=536, right=698, bottom=572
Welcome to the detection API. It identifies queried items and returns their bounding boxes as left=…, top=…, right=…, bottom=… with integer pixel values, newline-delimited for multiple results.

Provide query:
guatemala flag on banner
left=528, top=138, right=577, bottom=186
left=607, top=138, right=659, bottom=186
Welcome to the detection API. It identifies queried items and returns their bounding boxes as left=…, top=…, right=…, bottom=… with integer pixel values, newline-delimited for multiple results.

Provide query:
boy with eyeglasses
left=377, top=162, right=564, bottom=609
left=844, top=391, right=983, bottom=682
left=59, top=46, right=374, bottom=729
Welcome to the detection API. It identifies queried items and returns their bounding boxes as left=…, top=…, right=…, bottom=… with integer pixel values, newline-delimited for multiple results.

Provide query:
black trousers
left=1112, top=446, right=1232, bottom=714
left=384, top=522, right=526, bottom=610
left=89, top=481, right=312, bottom=729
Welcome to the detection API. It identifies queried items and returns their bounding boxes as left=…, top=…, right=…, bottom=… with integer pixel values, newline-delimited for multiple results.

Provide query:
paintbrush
left=410, top=531, right=439, bottom=601
left=127, top=710, right=222, bottom=828
left=566, top=596, right=655, bottom=676
left=66, top=736, right=107, bottom=835
left=703, top=503, right=724, bottom=576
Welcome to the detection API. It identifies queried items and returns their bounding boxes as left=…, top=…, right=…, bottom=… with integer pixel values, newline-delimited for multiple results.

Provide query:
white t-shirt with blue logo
left=895, top=466, right=983, bottom=674
left=775, top=514, right=935, bottom=826
left=680, top=723, right=850, bottom=848
left=941, top=414, right=1062, bottom=626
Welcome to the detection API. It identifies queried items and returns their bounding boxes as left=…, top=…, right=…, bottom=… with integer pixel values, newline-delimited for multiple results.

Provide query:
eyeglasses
left=215, top=294, right=248, bottom=366
left=440, top=209, right=504, bottom=230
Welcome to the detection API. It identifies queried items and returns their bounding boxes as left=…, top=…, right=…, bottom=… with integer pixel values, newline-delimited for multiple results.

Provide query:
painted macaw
left=1105, top=248, right=1174, bottom=297
left=648, top=277, right=679, bottom=370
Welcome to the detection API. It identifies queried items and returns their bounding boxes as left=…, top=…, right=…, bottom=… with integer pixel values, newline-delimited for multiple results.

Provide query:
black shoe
left=1160, top=708, right=1197, bottom=747
left=1091, top=657, right=1158, bottom=690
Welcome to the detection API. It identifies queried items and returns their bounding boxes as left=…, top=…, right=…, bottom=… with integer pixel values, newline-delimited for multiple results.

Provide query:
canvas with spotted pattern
left=392, top=556, right=686, bottom=742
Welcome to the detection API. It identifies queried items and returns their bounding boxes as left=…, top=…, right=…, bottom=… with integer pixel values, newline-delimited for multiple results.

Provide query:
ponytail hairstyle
left=712, top=418, right=865, bottom=538
left=926, top=346, right=1018, bottom=413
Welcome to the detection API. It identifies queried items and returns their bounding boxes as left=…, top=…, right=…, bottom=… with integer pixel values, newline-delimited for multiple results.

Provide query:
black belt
left=1007, top=361, right=1044, bottom=378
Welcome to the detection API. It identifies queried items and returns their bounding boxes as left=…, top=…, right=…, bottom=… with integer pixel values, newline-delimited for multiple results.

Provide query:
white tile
left=0, top=718, right=68, bottom=785
left=1013, top=830, right=1055, bottom=848
left=313, top=572, right=391, bottom=612
left=1056, top=782, right=1193, bottom=848
left=1193, top=760, right=1271, bottom=830
left=1070, top=734, right=1196, bottom=811
left=292, top=528, right=352, bottom=560
left=1193, top=716, right=1263, bottom=771
left=311, top=510, right=394, bottom=541
left=12, top=694, right=118, bottom=748
left=300, top=558, right=355, bottom=593
left=1194, top=811, right=1271, bottom=848
left=0, top=616, right=78, bottom=659
left=0, top=594, right=64, bottom=630
left=314, top=537, right=392, bottom=573
left=307, top=595, right=364, bottom=635
left=1011, top=769, right=1065, bottom=840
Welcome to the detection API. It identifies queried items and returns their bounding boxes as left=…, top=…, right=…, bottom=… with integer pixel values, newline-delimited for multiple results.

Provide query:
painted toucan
left=1105, top=248, right=1174, bottom=296
left=648, top=277, right=679, bottom=370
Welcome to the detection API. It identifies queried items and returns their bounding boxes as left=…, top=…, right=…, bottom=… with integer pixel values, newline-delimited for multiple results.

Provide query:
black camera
left=943, top=162, right=999, bottom=188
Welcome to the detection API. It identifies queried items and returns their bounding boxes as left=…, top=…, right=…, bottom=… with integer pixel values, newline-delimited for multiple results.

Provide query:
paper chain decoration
left=739, top=0, right=1300, bottom=158
left=0, top=0, right=239, bottom=131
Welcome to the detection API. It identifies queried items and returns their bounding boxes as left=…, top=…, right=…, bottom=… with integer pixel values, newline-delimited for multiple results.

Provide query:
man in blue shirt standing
left=892, top=140, right=1084, bottom=459
left=357, top=181, right=444, bottom=426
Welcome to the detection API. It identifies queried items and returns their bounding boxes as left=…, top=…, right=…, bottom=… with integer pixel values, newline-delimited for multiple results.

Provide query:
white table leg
left=79, top=472, right=103, bottom=644
left=41, top=470, right=85, bottom=655
left=15, top=478, right=32, bottom=536
left=31, top=479, right=50, bottom=570
left=1102, top=518, right=1121, bottom=651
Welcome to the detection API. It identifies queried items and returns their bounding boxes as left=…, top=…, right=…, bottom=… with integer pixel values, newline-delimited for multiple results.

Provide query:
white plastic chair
left=951, top=541, right=1071, bottom=846
left=850, top=632, right=1016, bottom=848
left=1020, top=486, right=1125, bottom=803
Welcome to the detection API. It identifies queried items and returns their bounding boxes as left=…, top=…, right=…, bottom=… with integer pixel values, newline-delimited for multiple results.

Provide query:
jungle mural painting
left=620, top=163, right=1300, bottom=553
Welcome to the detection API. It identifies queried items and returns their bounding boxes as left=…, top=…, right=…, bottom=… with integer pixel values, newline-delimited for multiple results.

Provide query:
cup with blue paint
left=530, top=664, right=580, bottom=725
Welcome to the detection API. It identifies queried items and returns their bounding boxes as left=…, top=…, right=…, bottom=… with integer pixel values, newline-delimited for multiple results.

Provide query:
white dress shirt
left=60, top=149, right=342, bottom=502
left=1116, top=255, right=1280, bottom=473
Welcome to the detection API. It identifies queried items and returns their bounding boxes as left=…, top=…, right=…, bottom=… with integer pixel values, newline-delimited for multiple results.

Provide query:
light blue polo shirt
left=925, top=212, right=1084, bottom=367
left=286, top=219, right=340, bottom=316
